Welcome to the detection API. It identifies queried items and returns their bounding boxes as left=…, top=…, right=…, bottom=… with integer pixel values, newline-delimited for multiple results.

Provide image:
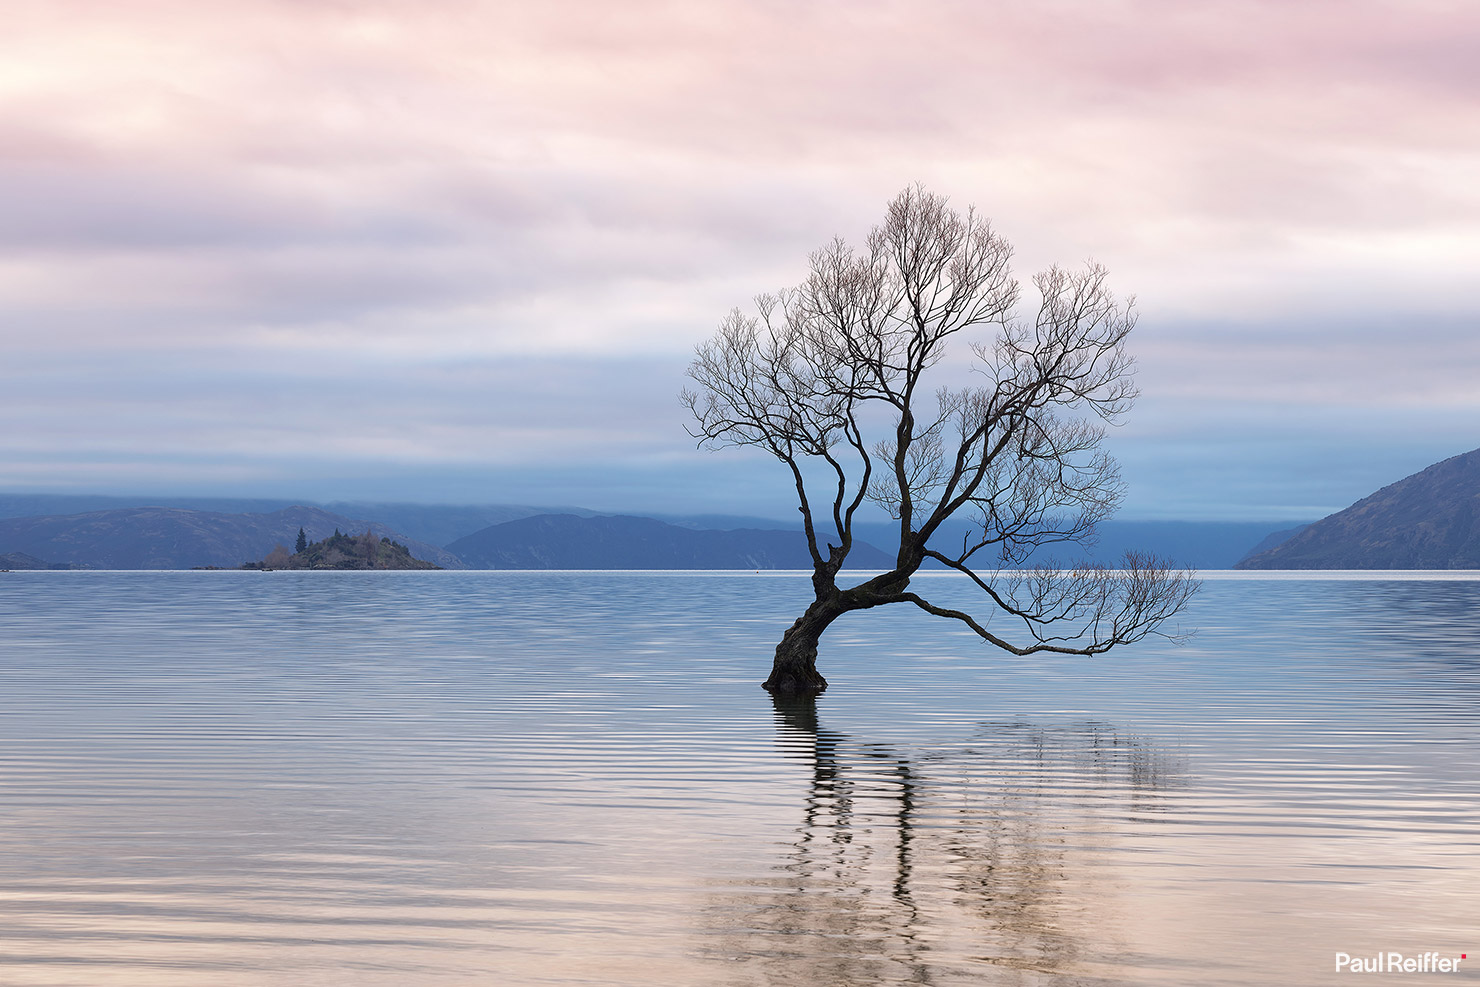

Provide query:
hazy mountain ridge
left=0, top=495, right=602, bottom=547
left=849, top=520, right=1309, bottom=571
left=1236, top=524, right=1311, bottom=563
left=0, top=552, right=76, bottom=570
left=0, top=506, right=459, bottom=570
left=321, top=501, right=599, bottom=547
left=1236, top=448, right=1480, bottom=569
left=0, top=494, right=308, bottom=520
left=453, top=516, right=1308, bottom=571
left=447, top=514, right=898, bottom=569
left=0, top=495, right=1314, bottom=571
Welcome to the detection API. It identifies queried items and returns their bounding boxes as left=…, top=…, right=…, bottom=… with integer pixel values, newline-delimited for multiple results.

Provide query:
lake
left=1, top=570, right=1477, bottom=985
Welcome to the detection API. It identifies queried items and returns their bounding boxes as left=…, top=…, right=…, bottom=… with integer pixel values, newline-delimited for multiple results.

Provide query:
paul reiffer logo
left=1335, top=952, right=1466, bottom=974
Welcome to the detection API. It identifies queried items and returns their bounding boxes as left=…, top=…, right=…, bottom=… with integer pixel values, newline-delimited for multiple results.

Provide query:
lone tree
left=683, top=186, right=1198, bottom=695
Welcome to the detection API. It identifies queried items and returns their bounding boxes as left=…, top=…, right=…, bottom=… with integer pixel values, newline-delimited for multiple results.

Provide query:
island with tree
left=243, top=529, right=441, bottom=570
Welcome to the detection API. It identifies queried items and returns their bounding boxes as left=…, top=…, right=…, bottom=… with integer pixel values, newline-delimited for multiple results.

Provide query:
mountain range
left=0, top=552, right=73, bottom=570
left=1236, top=448, right=1480, bottom=568
left=0, top=504, right=1293, bottom=571
left=0, top=504, right=897, bottom=571
left=0, top=506, right=461, bottom=570
left=447, top=514, right=895, bottom=569
left=0, top=493, right=1308, bottom=570
left=7, top=445, right=1479, bottom=570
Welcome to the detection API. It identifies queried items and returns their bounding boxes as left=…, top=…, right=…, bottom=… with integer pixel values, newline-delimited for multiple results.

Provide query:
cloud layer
left=3, top=0, right=1479, bottom=519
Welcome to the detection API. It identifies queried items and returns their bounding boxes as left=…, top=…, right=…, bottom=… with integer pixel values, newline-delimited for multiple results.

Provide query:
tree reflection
left=703, top=695, right=1186, bottom=985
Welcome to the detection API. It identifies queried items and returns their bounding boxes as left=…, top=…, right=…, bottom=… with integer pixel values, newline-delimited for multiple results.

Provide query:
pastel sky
left=3, top=0, right=1478, bottom=521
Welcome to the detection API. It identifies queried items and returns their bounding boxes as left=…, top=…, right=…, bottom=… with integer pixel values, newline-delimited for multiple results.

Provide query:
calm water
left=1, top=570, right=1478, bottom=985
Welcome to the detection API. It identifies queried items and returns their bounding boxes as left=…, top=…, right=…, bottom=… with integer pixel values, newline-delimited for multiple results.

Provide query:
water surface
left=1, top=571, right=1477, bottom=984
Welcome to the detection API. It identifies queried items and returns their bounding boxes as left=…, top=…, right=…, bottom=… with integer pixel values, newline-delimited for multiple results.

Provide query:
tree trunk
left=763, top=599, right=846, bottom=695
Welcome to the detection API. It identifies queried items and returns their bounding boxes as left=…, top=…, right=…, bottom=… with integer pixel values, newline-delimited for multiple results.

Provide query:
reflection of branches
left=704, top=696, right=1185, bottom=984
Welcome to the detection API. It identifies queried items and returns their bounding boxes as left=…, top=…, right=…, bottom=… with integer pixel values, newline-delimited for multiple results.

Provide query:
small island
left=243, top=529, right=441, bottom=570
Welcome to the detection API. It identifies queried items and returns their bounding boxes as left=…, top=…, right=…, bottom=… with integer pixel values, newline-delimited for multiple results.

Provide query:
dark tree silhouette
left=295, top=527, right=308, bottom=554
left=683, top=186, right=1198, bottom=694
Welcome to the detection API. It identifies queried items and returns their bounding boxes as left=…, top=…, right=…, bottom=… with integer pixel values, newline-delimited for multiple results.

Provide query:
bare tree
left=683, top=186, right=1198, bottom=694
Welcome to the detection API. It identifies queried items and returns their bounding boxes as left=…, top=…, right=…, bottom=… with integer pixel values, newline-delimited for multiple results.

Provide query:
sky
left=3, top=0, right=1478, bottom=522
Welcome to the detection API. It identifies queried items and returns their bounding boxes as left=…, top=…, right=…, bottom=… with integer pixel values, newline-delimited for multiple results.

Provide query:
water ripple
left=2, top=571, right=1479, bottom=984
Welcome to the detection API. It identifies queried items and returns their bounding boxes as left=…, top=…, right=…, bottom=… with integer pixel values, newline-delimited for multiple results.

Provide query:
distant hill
left=1235, top=523, right=1311, bottom=564
left=321, top=501, right=600, bottom=547
left=1080, top=520, right=1315, bottom=569
left=1237, top=448, right=1480, bottom=569
left=317, top=504, right=795, bottom=548
left=0, top=495, right=597, bottom=547
left=0, top=552, right=75, bottom=570
left=447, top=514, right=897, bottom=569
left=846, top=519, right=1310, bottom=570
left=0, top=493, right=303, bottom=520
left=0, top=506, right=460, bottom=570
left=0, top=492, right=1311, bottom=570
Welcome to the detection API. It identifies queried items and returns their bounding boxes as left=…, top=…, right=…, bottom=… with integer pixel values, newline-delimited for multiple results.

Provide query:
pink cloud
left=3, top=0, right=1479, bottom=509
